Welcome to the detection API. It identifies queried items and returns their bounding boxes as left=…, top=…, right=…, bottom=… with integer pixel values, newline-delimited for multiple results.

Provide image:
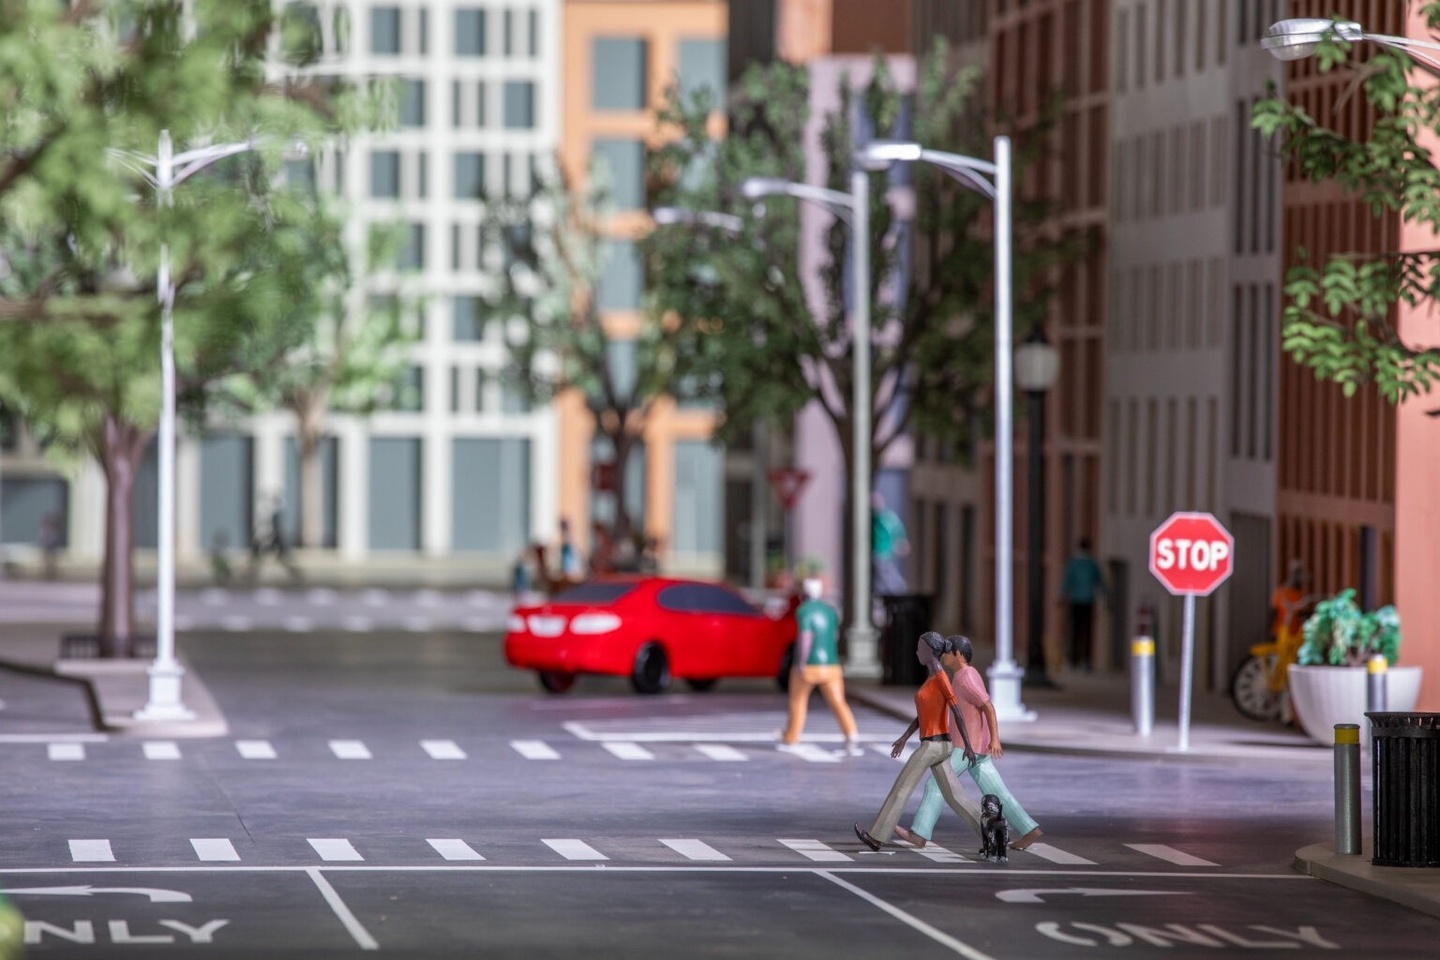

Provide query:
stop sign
left=1149, top=512, right=1234, bottom=596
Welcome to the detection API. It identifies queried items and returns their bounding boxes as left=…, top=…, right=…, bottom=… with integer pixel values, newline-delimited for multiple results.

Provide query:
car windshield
left=551, top=582, right=638, bottom=605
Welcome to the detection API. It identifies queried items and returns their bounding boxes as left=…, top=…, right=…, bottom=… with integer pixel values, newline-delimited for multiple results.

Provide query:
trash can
left=1366, top=712, right=1440, bottom=867
left=879, top=594, right=935, bottom=687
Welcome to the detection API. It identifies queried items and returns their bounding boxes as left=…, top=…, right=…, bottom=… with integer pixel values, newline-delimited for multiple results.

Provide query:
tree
left=644, top=44, right=1079, bottom=616
left=1253, top=4, right=1440, bottom=402
left=0, top=0, right=372, bottom=651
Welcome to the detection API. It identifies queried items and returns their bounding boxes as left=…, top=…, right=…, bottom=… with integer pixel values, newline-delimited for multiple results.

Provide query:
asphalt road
left=0, top=628, right=1437, bottom=957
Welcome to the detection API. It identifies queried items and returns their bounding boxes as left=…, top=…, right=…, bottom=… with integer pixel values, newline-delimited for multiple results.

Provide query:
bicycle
left=1229, top=593, right=1320, bottom=723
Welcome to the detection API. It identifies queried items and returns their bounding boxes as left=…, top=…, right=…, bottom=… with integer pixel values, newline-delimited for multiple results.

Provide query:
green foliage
left=1298, top=588, right=1402, bottom=667
left=1253, top=3, right=1440, bottom=403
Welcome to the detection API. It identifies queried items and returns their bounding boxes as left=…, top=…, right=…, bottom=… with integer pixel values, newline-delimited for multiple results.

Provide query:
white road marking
left=421, top=740, right=466, bottom=760
left=401, top=616, right=432, bottom=632
left=0, top=734, right=105, bottom=744
left=362, top=589, right=388, bottom=607
left=306, top=588, right=337, bottom=606
left=69, top=840, right=115, bottom=863
left=283, top=616, right=314, bottom=632
left=201, top=588, right=229, bottom=606
left=190, top=839, right=241, bottom=862
left=414, top=589, right=443, bottom=607
left=602, top=742, right=654, bottom=761
left=254, top=588, right=283, bottom=606
left=142, top=742, right=181, bottom=761
left=913, top=844, right=967, bottom=864
left=308, top=839, right=364, bottom=862
left=819, top=870, right=997, bottom=960
left=307, top=867, right=379, bottom=950
left=427, top=839, right=485, bottom=861
left=543, top=839, right=607, bottom=861
left=235, top=740, right=277, bottom=760
left=329, top=740, right=372, bottom=760
left=782, top=743, right=841, bottom=763
left=462, top=616, right=497, bottom=632
left=1022, top=843, right=1097, bottom=865
left=48, top=743, right=85, bottom=761
left=342, top=615, right=373, bottom=631
left=466, top=590, right=493, bottom=606
left=511, top=740, right=559, bottom=760
left=694, top=744, right=747, bottom=761
left=221, top=615, right=253, bottom=632
left=779, top=840, right=851, bottom=862
left=661, top=839, right=731, bottom=862
left=1126, top=843, right=1219, bottom=867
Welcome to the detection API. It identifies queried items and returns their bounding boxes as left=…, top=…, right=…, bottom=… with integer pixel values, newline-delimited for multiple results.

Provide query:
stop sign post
left=1148, top=512, right=1235, bottom=752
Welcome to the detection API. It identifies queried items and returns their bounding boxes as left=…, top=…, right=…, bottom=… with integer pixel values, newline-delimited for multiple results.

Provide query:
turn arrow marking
left=997, top=888, right=1189, bottom=904
left=1, top=886, right=193, bottom=903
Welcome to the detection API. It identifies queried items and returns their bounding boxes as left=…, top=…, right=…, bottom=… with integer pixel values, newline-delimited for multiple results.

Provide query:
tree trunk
left=296, top=401, right=324, bottom=549
left=95, top=416, right=151, bottom=658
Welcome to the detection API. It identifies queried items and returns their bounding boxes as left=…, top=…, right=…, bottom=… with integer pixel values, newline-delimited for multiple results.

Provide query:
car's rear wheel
left=776, top=643, right=796, bottom=692
left=686, top=678, right=718, bottom=692
left=537, top=670, right=577, bottom=694
left=631, top=642, right=671, bottom=694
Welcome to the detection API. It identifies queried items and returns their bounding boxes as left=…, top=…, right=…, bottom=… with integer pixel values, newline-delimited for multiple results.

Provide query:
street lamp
left=739, top=172, right=880, bottom=676
left=1014, top=327, right=1061, bottom=690
left=106, top=129, right=299, bottom=721
left=857, top=136, right=1034, bottom=721
left=1262, top=18, right=1440, bottom=75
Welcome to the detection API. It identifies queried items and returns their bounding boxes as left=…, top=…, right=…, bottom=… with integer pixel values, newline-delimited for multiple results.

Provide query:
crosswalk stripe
left=602, top=742, right=654, bottom=761
left=342, top=615, right=374, bottom=631
left=781, top=743, right=841, bottom=763
left=142, top=741, right=181, bottom=760
left=694, top=744, right=747, bottom=761
left=511, top=740, right=559, bottom=760
left=914, top=844, right=968, bottom=863
left=69, top=840, right=114, bottom=862
left=543, top=839, right=607, bottom=861
left=309, top=839, right=364, bottom=862
left=283, top=615, right=314, bottom=632
left=415, top=589, right=443, bottom=607
left=221, top=615, right=253, bottom=632
left=402, top=616, right=432, bottom=632
left=306, top=588, right=337, bottom=606
left=202, top=588, right=229, bottom=606
left=427, top=839, right=485, bottom=861
left=191, top=838, right=240, bottom=862
left=329, top=740, right=372, bottom=760
left=661, top=839, right=730, bottom=861
left=1126, top=843, right=1219, bottom=866
left=1022, top=842, right=1096, bottom=865
left=779, top=839, right=851, bottom=862
left=236, top=740, right=277, bottom=760
left=48, top=743, right=85, bottom=761
left=255, top=588, right=282, bottom=606
left=421, top=740, right=467, bottom=760
left=362, top=589, right=388, bottom=606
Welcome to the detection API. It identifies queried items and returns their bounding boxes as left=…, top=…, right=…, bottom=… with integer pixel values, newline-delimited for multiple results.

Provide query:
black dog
left=979, top=793, right=1009, bottom=863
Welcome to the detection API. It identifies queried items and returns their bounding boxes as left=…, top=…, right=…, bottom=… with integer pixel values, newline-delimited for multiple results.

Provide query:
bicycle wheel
left=1230, top=654, right=1282, bottom=722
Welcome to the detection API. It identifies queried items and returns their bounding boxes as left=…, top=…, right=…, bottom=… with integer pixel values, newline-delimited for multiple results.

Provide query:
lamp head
left=651, top=206, right=685, bottom=226
left=1013, top=326, right=1061, bottom=393
left=859, top=140, right=923, bottom=171
left=1261, top=18, right=1364, bottom=61
left=740, top=177, right=792, bottom=200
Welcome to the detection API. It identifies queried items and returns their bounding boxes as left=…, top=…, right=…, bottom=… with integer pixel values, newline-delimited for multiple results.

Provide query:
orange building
left=559, top=1, right=728, bottom=573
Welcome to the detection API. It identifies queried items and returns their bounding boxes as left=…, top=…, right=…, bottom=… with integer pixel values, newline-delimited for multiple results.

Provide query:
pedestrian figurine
left=38, top=512, right=60, bottom=580
left=870, top=492, right=910, bottom=595
left=891, top=635, right=1043, bottom=852
left=248, top=495, right=302, bottom=583
left=779, top=577, right=862, bottom=756
left=209, top=530, right=234, bottom=585
left=855, top=633, right=982, bottom=851
left=1058, top=536, right=1108, bottom=671
left=558, top=518, right=584, bottom=582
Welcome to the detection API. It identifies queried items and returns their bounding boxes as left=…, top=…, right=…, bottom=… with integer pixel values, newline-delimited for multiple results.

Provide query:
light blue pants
left=909, top=753, right=1038, bottom=841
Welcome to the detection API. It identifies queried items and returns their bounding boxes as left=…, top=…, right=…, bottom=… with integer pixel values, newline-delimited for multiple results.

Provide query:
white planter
left=1287, top=664, right=1424, bottom=745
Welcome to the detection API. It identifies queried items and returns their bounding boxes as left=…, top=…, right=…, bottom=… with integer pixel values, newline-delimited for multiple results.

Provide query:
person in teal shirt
left=780, top=578, right=862, bottom=756
left=871, top=492, right=910, bottom=595
left=1059, top=537, right=1108, bottom=671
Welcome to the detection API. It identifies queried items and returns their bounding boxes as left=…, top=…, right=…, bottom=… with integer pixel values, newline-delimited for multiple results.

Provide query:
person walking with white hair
left=779, top=577, right=863, bottom=756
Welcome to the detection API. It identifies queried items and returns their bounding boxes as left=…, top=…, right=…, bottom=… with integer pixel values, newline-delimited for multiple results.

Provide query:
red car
left=504, top=576, right=798, bottom=694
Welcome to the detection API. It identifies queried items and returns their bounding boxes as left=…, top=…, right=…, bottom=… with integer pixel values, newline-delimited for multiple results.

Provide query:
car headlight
left=505, top=614, right=526, bottom=633
left=569, top=612, right=621, bottom=635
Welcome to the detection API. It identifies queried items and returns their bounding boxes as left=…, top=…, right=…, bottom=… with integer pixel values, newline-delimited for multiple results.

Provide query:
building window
left=454, top=152, right=486, bottom=200
left=528, top=9, right=539, bottom=57
left=452, top=295, right=484, bottom=341
left=398, top=223, right=425, bottom=271
left=450, top=366, right=461, bottom=413
left=474, top=369, right=488, bottom=411
left=672, top=441, right=721, bottom=554
left=503, top=8, right=515, bottom=56
left=598, top=240, right=642, bottom=310
left=400, top=79, right=426, bottom=127
left=451, top=438, right=530, bottom=553
left=369, top=150, right=400, bottom=198
left=389, top=366, right=425, bottom=412
left=456, top=7, right=486, bottom=55
left=370, top=5, right=400, bottom=54
left=592, top=38, right=647, bottom=111
left=676, top=38, right=725, bottom=104
left=418, top=8, right=428, bottom=55
left=500, top=376, right=530, bottom=413
left=368, top=437, right=422, bottom=550
left=592, top=138, right=645, bottom=210
left=503, top=81, right=535, bottom=129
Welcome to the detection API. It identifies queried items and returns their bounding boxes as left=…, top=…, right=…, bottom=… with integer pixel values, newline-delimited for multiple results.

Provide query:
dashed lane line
left=1023, top=842, right=1097, bottom=865
left=543, top=839, right=607, bottom=861
left=1126, top=843, right=1220, bottom=866
left=235, top=740, right=277, bottom=760
left=48, top=743, right=84, bottom=761
left=421, top=740, right=466, bottom=760
left=661, top=839, right=730, bottom=862
left=329, top=740, right=372, bottom=760
left=427, top=839, right=484, bottom=862
left=779, top=840, right=851, bottom=863
left=309, top=839, right=364, bottom=862
left=511, top=740, right=559, bottom=760
left=693, top=744, right=747, bottom=761
left=68, top=840, right=114, bottom=863
left=191, top=839, right=241, bottom=862
left=143, top=741, right=181, bottom=761
left=601, top=742, right=655, bottom=761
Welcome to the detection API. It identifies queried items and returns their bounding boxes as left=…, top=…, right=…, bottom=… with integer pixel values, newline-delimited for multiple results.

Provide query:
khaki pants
left=782, top=664, right=858, bottom=744
left=868, top=739, right=981, bottom=842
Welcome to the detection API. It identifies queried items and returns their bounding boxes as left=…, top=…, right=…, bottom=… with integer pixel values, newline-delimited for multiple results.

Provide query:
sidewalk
left=848, top=658, right=1440, bottom=922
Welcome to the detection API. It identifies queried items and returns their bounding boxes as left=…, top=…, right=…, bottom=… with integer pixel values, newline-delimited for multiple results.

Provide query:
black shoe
left=854, top=823, right=882, bottom=851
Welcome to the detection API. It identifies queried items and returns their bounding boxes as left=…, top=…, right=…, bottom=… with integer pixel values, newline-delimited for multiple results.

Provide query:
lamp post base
left=134, top=661, right=195, bottom=722
left=988, top=659, right=1037, bottom=723
left=845, top=622, right=882, bottom=678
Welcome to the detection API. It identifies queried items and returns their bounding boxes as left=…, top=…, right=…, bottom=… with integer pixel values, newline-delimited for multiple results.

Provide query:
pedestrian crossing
left=21, top=737, right=891, bottom=765
left=137, top=586, right=515, bottom=633
left=28, top=834, right=1234, bottom=870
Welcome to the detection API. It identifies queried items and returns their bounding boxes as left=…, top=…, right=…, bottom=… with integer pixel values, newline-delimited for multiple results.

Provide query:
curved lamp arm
left=1262, top=17, right=1440, bottom=77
